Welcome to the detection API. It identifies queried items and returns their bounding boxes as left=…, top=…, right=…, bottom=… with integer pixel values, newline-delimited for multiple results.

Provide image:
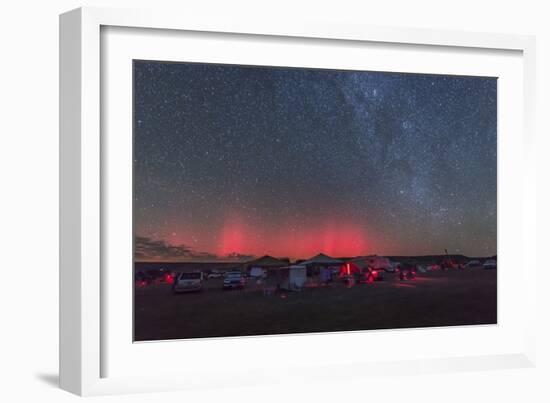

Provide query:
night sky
left=133, top=61, right=497, bottom=261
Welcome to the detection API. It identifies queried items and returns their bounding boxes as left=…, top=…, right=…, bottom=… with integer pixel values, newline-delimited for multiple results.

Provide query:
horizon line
left=134, top=252, right=497, bottom=264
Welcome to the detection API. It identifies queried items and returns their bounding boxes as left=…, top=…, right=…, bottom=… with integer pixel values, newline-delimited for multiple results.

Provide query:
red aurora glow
left=219, top=220, right=370, bottom=258
left=138, top=212, right=393, bottom=261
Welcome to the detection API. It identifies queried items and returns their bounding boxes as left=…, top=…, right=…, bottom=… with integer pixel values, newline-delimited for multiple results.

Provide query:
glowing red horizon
left=219, top=219, right=371, bottom=258
left=137, top=212, right=398, bottom=261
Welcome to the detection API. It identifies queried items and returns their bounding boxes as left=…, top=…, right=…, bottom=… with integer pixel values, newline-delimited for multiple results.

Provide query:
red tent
left=339, top=262, right=361, bottom=278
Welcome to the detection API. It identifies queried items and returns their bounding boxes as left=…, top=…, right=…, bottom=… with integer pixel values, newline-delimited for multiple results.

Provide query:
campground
left=134, top=268, right=497, bottom=341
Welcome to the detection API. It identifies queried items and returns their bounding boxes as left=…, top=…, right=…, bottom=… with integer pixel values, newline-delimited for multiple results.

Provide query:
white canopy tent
left=249, top=267, right=266, bottom=278
left=279, top=265, right=307, bottom=291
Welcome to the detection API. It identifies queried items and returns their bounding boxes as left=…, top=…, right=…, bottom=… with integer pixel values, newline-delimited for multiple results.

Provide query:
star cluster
left=134, top=61, right=497, bottom=260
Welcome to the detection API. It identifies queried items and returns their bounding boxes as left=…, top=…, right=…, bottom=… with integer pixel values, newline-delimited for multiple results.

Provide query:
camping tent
left=300, top=253, right=343, bottom=282
left=338, top=262, right=361, bottom=278
left=249, top=267, right=266, bottom=278
left=244, top=255, right=289, bottom=279
left=244, top=256, right=290, bottom=288
left=300, top=253, right=343, bottom=267
left=279, top=265, right=307, bottom=291
left=245, top=255, right=289, bottom=270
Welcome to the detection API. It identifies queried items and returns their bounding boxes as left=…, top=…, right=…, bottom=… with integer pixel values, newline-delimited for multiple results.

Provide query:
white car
left=483, top=259, right=497, bottom=269
left=223, top=271, right=246, bottom=290
left=465, top=260, right=482, bottom=268
left=172, top=272, right=204, bottom=293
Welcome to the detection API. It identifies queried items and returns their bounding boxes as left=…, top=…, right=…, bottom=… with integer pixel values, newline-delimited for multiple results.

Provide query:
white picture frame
left=60, top=6, right=537, bottom=396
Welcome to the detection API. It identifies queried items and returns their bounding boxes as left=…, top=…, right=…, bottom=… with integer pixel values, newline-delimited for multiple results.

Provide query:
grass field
left=134, top=269, right=496, bottom=341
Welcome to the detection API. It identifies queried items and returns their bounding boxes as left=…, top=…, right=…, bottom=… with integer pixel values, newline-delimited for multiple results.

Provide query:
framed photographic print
left=60, top=7, right=537, bottom=396
left=132, top=60, right=500, bottom=341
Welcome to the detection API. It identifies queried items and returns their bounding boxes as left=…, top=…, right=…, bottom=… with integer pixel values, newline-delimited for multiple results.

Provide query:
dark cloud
left=135, top=236, right=254, bottom=262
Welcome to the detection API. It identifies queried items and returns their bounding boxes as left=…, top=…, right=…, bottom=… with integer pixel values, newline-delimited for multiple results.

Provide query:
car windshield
left=179, top=272, right=201, bottom=280
left=225, top=272, right=242, bottom=278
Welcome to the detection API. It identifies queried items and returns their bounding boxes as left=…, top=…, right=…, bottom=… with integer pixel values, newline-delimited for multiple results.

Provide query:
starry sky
left=133, top=60, right=497, bottom=261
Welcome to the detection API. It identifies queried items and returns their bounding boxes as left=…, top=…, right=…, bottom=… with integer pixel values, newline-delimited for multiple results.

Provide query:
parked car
left=172, top=272, right=204, bottom=293
left=135, top=271, right=153, bottom=287
left=465, top=260, right=482, bottom=269
left=223, top=271, right=246, bottom=290
left=207, top=272, right=223, bottom=279
left=348, top=267, right=385, bottom=284
left=426, top=264, right=441, bottom=271
left=364, top=267, right=384, bottom=282
left=440, top=258, right=461, bottom=270
left=483, top=259, right=497, bottom=269
left=156, top=270, right=175, bottom=284
left=398, top=264, right=417, bottom=280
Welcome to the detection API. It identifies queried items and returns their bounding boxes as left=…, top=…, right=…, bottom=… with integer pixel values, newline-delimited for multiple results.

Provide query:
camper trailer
left=338, top=260, right=382, bottom=283
left=365, top=255, right=393, bottom=271
left=346, top=256, right=389, bottom=281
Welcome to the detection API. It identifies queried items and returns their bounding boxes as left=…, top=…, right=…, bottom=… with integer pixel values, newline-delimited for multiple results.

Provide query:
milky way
left=133, top=61, right=497, bottom=261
